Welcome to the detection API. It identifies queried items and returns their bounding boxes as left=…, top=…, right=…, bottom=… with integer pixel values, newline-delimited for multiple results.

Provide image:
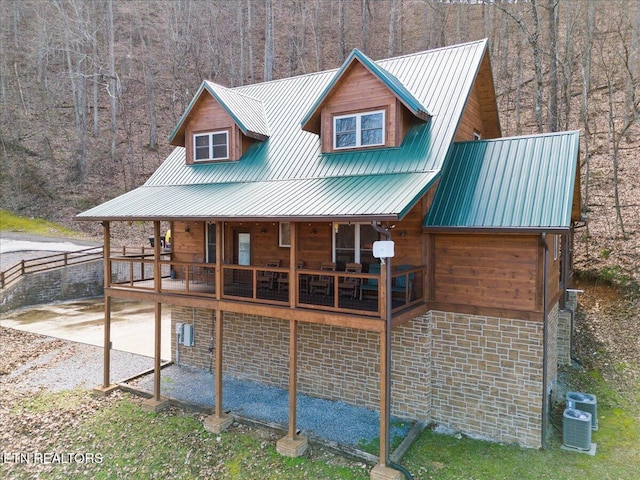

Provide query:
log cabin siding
left=432, top=233, right=540, bottom=316
left=454, top=81, right=485, bottom=142
left=173, top=220, right=206, bottom=263
left=319, top=62, right=404, bottom=152
left=184, top=95, right=239, bottom=163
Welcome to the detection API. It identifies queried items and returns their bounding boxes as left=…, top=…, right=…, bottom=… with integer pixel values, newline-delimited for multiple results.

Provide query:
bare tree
left=496, top=0, right=545, bottom=133
left=263, top=0, right=274, bottom=81
left=547, top=0, right=559, bottom=132
left=388, top=0, right=399, bottom=56
left=361, top=0, right=370, bottom=53
left=107, top=0, right=117, bottom=163
left=338, top=0, right=346, bottom=59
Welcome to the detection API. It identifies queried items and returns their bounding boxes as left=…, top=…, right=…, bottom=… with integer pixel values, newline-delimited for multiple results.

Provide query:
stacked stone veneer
left=557, top=290, right=579, bottom=367
left=0, top=260, right=103, bottom=314
left=172, top=306, right=561, bottom=447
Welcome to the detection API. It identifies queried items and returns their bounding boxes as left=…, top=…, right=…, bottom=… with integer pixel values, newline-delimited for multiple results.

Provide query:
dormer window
left=334, top=110, right=385, bottom=150
left=194, top=131, right=229, bottom=161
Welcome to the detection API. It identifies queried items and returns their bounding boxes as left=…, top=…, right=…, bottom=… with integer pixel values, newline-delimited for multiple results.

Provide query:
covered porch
left=96, top=218, right=428, bottom=472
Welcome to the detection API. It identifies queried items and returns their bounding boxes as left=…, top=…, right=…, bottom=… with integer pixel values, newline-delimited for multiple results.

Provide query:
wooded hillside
left=1, top=0, right=638, bottom=284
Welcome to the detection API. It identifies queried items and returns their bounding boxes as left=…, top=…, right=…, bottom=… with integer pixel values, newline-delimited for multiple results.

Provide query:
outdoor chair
left=338, top=262, right=362, bottom=298
left=277, top=260, right=304, bottom=292
left=257, top=260, right=281, bottom=290
left=392, top=265, right=415, bottom=303
left=309, top=262, right=336, bottom=295
left=359, top=263, right=380, bottom=299
left=183, top=256, right=206, bottom=283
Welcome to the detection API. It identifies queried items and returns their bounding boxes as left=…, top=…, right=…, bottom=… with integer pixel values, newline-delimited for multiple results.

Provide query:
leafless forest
left=0, top=0, right=638, bottom=283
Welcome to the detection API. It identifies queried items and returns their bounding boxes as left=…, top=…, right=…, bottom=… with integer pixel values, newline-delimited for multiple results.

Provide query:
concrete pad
left=92, top=384, right=120, bottom=396
left=203, top=413, right=234, bottom=433
left=370, top=464, right=404, bottom=480
left=141, top=396, right=170, bottom=413
left=561, top=442, right=597, bottom=456
left=276, top=435, right=308, bottom=457
left=0, top=298, right=171, bottom=359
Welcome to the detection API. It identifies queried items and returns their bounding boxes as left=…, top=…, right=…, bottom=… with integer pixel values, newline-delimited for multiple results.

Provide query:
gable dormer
left=169, top=81, right=269, bottom=164
left=301, top=49, right=430, bottom=154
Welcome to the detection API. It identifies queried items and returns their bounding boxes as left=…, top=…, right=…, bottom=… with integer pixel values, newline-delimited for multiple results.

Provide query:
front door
left=233, top=230, right=252, bottom=284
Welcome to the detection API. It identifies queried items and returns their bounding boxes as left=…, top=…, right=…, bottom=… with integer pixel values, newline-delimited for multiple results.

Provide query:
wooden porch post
left=379, top=260, right=389, bottom=466
left=288, top=319, right=298, bottom=439
left=370, top=224, right=402, bottom=479
left=142, top=221, right=169, bottom=412
left=289, top=222, right=298, bottom=308
left=215, top=307, right=224, bottom=418
left=276, top=222, right=307, bottom=457
left=153, top=302, right=162, bottom=401
left=276, top=316, right=308, bottom=457
left=204, top=223, right=233, bottom=433
left=93, top=221, right=118, bottom=396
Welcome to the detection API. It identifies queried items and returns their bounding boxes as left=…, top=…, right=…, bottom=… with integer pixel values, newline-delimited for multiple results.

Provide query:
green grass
left=400, top=366, right=640, bottom=480
left=4, top=366, right=639, bottom=480
left=31, top=397, right=369, bottom=480
left=0, top=209, right=81, bottom=237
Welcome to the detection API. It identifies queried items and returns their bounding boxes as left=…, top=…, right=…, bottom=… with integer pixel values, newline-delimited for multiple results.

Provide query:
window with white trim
left=332, top=223, right=379, bottom=267
left=194, top=131, right=229, bottom=161
left=334, top=110, right=385, bottom=149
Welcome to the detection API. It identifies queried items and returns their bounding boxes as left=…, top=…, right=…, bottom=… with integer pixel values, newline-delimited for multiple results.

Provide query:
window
left=473, top=130, right=482, bottom=141
left=194, top=131, right=229, bottom=161
left=206, top=223, right=217, bottom=263
left=279, top=222, right=291, bottom=247
left=333, top=223, right=378, bottom=267
left=334, top=110, right=385, bottom=149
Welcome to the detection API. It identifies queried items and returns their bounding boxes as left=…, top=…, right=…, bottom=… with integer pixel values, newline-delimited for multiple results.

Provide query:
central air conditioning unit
left=567, top=392, right=598, bottom=430
left=562, top=408, right=593, bottom=452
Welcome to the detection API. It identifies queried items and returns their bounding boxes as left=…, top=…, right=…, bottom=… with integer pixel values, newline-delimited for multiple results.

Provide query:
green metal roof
left=423, top=131, right=580, bottom=231
left=300, top=48, right=430, bottom=131
left=75, top=172, right=438, bottom=221
left=78, top=40, right=494, bottom=222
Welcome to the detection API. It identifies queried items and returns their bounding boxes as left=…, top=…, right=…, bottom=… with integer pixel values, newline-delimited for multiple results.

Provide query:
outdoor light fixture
left=184, top=226, right=190, bottom=232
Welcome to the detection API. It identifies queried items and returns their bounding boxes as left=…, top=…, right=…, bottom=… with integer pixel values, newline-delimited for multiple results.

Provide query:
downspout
left=541, top=232, right=549, bottom=450
left=371, top=222, right=414, bottom=480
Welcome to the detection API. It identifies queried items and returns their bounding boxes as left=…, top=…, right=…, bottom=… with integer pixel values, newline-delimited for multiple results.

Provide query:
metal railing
left=106, top=255, right=424, bottom=317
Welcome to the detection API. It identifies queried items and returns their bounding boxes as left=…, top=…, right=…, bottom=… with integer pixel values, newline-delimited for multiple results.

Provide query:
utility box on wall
left=182, top=324, right=194, bottom=347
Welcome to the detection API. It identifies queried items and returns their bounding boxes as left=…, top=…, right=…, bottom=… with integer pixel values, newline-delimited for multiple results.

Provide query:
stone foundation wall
left=171, top=308, right=432, bottom=419
left=171, top=306, right=562, bottom=447
left=430, top=311, right=544, bottom=448
left=557, top=290, right=579, bottom=366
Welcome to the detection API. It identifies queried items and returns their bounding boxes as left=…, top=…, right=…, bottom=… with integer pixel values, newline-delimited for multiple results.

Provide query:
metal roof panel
left=423, top=131, right=580, bottom=230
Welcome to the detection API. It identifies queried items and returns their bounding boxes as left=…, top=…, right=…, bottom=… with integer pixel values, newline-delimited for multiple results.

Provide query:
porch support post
left=215, top=221, right=223, bottom=300
left=204, top=306, right=233, bottom=433
left=276, top=318, right=308, bottom=457
left=371, top=326, right=403, bottom=480
left=93, top=221, right=117, bottom=396
left=370, top=224, right=402, bottom=480
left=142, top=221, right=169, bottom=412
left=289, top=222, right=298, bottom=307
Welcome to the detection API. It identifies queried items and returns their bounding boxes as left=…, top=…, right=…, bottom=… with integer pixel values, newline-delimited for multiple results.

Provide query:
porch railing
left=107, top=254, right=423, bottom=317
left=1, top=246, right=104, bottom=289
